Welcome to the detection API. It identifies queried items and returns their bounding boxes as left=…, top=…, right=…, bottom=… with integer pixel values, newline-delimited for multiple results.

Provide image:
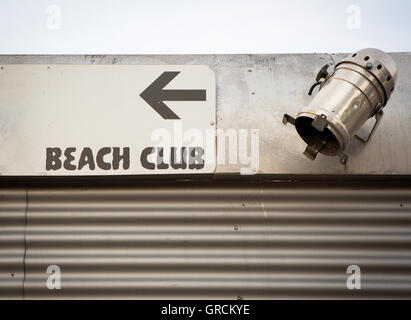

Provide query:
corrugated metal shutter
left=1, top=181, right=411, bottom=299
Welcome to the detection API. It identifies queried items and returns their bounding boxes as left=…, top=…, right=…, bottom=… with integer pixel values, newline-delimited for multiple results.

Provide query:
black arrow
left=140, top=71, right=207, bottom=119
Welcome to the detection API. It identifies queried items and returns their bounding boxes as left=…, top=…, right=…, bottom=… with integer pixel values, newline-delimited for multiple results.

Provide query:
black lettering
left=78, top=147, right=96, bottom=170
left=46, top=148, right=62, bottom=171
left=63, top=147, right=76, bottom=170
left=96, top=147, right=111, bottom=170
left=157, top=147, right=169, bottom=169
left=140, top=147, right=155, bottom=170
left=170, top=147, right=187, bottom=169
left=188, top=147, right=205, bottom=169
left=113, top=147, right=130, bottom=170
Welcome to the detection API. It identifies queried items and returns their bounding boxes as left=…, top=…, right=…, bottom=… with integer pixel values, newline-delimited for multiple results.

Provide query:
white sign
left=0, top=64, right=216, bottom=176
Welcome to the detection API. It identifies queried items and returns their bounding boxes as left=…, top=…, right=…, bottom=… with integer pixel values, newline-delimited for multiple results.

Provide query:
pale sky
left=0, top=0, right=410, bottom=54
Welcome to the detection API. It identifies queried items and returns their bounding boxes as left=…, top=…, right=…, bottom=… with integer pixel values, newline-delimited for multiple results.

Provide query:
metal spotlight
left=283, top=48, right=397, bottom=164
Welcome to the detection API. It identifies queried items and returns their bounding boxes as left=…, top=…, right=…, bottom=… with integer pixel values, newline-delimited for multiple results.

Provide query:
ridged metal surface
left=1, top=181, right=411, bottom=299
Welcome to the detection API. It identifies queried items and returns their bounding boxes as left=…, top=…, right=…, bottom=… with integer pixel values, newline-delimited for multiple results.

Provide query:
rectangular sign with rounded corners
left=0, top=65, right=216, bottom=176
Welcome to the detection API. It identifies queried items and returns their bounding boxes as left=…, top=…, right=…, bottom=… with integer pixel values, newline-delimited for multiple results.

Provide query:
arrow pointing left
left=140, top=71, right=207, bottom=120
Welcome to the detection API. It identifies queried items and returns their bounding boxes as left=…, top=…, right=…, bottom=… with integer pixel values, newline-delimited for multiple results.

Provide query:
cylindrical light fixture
left=283, top=48, right=397, bottom=164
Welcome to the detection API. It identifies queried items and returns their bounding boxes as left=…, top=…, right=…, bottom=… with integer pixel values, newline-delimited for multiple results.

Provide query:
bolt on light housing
left=283, top=48, right=397, bottom=164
